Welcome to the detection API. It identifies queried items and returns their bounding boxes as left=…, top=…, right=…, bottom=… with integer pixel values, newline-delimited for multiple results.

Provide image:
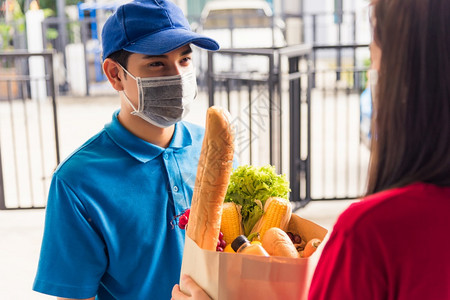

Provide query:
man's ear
left=103, top=58, right=124, bottom=91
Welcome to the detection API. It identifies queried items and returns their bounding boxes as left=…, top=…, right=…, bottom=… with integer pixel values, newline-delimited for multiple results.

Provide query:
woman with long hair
left=308, top=0, right=450, bottom=298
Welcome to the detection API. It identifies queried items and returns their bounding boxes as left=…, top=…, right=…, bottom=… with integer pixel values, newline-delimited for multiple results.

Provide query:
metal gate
left=0, top=51, right=60, bottom=210
left=207, top=44, right=370, bottom=208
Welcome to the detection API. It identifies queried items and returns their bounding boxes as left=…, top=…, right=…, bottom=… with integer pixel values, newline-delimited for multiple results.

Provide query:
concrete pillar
left=25, top=9, right=47, bottom=101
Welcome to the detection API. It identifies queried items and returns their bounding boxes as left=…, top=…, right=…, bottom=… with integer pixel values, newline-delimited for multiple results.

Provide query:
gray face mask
left=120, top=65, right=197, bottom=128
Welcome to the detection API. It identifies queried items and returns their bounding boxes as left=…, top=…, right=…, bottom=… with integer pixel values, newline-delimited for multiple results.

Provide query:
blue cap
left=101, top=0, right=219, bottom=58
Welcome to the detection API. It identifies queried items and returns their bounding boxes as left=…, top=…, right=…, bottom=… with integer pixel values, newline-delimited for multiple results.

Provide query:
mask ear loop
left=121, top=91, right=139, bottom=113
left=117, top=63, right=141, bottom=113
left=117, top=63, right=137, bottom=81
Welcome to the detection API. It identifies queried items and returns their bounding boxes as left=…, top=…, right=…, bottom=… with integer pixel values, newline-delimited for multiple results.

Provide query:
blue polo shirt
left=33, top=110, right=205, bottom=299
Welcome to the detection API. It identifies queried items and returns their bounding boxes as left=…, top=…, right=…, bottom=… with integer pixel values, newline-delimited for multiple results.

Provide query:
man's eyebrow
left=142, top=48, right=193, bottom=59
left=181, top=48, right=193, bottom=56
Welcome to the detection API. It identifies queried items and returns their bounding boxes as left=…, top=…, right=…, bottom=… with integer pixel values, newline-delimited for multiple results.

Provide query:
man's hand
left=171, top=275, right=211, bottom=300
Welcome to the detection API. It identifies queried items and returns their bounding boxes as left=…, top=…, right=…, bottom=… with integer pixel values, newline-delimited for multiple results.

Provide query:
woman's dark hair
left=106, top=49, right=133, bottom=77
left=367, top=0, right=450, bottom=194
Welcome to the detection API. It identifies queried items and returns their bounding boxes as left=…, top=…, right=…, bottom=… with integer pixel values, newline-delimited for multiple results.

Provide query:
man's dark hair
left=106, top=49, right=133, bottom=77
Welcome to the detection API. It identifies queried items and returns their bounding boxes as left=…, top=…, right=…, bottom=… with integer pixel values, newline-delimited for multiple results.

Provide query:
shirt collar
left=104, top=110, right=193, bottom=163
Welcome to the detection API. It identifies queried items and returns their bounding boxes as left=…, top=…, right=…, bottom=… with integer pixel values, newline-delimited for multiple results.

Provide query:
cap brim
left=123, top=28, right=219, bottom=55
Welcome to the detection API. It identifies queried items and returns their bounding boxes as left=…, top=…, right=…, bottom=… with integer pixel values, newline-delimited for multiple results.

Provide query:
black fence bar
left=305, top=61, right=313, bottom=206
left=247, top=80, right=253, bottom=164
left=268, top=52, right=277, bottom=169
left=288, top=55, right=301, bottom=206
left=279, top=45, right=312, bottom=208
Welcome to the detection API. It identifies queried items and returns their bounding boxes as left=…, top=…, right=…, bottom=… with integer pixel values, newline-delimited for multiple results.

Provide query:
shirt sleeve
left=33, top=174, right=107, bottom=298
left=308, top=212, right=387, bottom=300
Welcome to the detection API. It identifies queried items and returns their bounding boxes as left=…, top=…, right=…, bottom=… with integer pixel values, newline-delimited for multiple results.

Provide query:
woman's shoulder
left=334, top=182, right=450, bottom=233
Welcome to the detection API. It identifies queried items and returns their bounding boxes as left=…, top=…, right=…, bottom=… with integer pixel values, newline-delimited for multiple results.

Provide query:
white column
left=25, top=9, right=47, bottom=101
left=65, top=43, right=87, bottom=96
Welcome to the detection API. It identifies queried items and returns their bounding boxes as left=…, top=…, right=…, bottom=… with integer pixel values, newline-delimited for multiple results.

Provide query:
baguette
left=186, top=106, right=235, bottom=250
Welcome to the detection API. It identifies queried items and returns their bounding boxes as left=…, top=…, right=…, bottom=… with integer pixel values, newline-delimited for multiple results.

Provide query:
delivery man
left=33, top=0, right=219, bottom=299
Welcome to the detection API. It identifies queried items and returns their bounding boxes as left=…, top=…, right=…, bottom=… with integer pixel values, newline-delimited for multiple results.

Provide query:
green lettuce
left=225, top=165, right=290, bottom=235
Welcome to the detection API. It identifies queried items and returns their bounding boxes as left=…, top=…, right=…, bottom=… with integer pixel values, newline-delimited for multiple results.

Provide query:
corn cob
left=250, top=197, right=292, bottom=239
left=220, top=202, right=243, bottom=245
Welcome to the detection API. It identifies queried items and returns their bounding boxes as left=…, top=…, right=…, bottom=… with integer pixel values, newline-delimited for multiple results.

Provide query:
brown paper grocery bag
left=180, top=215, right=328, bottom=300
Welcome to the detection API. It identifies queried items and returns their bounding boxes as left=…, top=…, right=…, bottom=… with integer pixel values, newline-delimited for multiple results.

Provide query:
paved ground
left=0, top=89, right=359, bottom=299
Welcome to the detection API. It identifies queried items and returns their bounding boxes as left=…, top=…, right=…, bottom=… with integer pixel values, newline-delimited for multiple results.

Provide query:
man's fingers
left=180, top=275, right=211, bottom=300
left=171, top=275, right=211, bottom=300
left=180, top=274, right=196, bottom=295
left=171, top=283, right=190, bottom=300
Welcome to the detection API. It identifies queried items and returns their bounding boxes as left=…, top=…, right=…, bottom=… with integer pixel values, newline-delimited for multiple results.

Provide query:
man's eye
left=148, top=62, right=164, bottom=67
left=181, top=57, right=192, bottom=64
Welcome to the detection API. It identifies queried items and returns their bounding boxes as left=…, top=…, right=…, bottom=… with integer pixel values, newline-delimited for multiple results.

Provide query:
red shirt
left=309, top=182, right=450, bottom=300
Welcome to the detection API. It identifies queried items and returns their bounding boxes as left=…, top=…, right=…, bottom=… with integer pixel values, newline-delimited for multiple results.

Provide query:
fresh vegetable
left=250, top=197, right=292, bottom=239
left=247, top=232, right=261, bottom=242
left=240, top=203, right=263, bottom=237
left=302, top=238, right=322, bottom=258
left=220, top=202, right=243, bottom=244
left=225, top=165, right=290, bottom=235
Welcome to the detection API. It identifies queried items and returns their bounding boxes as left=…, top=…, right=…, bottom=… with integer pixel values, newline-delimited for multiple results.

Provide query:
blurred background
left=1, top=0, right=371, bottom=298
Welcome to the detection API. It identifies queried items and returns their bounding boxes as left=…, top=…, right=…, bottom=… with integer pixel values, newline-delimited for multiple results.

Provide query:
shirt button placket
left=164, top=150, right=184, bottom=215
